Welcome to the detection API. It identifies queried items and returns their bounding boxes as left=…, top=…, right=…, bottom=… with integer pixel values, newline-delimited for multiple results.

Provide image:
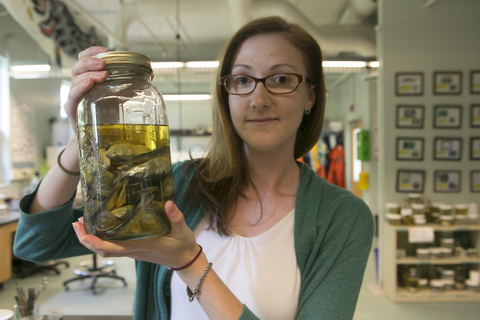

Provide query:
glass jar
left=386, top=213, right=402, bottom=225
left=416, top=247, right=430, bottom=260
left=418, top=278, right=429, bottom=290
left=440, top=215, right=454, bottom=226
left=405, top=268, right=420, bottom=292
left=430, top=279, right=445, bottom=293
left=77, top=51, right=173, bottom=241
left=386, top=202, right=400, bottom=214
left=401, top=208, right=414, bottom=225
left=439, top=204, right=453, bottom=216
left=466, top=279, right=479, bottom=292
left=454, top=214, right=467, bottom=225
left=412, top=203, right=425, bottom=216
left=414, top=214, right=426, bottom=225
left=408, top=193, right=422, bottom=204
left=454, top=204, right=468, bottom=215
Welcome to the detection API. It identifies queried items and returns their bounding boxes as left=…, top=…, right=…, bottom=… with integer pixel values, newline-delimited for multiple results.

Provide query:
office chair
left=63, top=254, right=127, bottom=294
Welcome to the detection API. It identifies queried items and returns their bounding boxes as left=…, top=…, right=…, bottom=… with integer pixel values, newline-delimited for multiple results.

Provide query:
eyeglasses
left=220, top=73, right=311, bottom=95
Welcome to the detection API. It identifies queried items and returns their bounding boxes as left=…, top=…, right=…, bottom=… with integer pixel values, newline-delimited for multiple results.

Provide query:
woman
left=14, top=16, right=373, bottom=320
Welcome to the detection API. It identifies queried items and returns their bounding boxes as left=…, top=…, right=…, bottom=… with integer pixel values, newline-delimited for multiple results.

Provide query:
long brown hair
left=186, top=16, right=326, bottom=235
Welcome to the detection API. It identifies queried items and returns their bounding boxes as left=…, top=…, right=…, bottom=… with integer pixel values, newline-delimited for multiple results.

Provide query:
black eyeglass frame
left=220, top=73, right=312, bottom=95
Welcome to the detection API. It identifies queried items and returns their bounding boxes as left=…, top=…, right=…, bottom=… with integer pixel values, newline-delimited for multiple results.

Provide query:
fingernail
left=94, top=59, right=103, bottom=66
left=97, top=71, right=106, bottom=76
left=72, top=223, right=78, bottom=233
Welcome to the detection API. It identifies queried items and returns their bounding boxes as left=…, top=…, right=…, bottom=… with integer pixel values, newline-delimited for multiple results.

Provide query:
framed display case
left=433, top=105, right=462, bottom=129
left=396, top=73, right=424, bottom=96
left=396, top=137, right=424, bottom=161
left=471, top=170, right=480, bottom=192
left=471, top=105, right=480, bottom=128
left=434, top=170, right=461, bottom=193
left=433, top=71, right=462, bottom=95
left=396, top=105, right=424, bottom=129
left=396, top=169, right=425, bottom=193
left=471, top=70, right=480, bottom=94
left=470, top=137, right=480, bottom=160
left=433, top=137, right=462, bottom=161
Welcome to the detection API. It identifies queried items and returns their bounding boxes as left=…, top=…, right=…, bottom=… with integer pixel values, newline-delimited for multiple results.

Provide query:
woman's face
left=228, top=33, right=315, bottom=158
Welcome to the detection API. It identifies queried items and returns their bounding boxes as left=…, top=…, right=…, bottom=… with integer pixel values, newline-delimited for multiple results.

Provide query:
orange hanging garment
left=326, top=144, right=345, bottom=188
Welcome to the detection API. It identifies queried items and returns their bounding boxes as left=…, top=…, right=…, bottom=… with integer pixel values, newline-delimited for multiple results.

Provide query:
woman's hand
left=72, top=201, right=200, bottom=268
left=65, top=46, right=109, bottom=133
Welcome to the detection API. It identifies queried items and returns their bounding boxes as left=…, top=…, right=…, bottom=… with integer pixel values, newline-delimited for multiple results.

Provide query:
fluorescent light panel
left=163, top=94, right=211, bottom=101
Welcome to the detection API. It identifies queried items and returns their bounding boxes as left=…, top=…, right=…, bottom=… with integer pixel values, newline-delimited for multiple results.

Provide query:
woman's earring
left=304, top=108, right=311, bottom=115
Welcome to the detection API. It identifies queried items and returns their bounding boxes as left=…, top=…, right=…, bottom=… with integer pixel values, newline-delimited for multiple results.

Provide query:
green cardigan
left=14, top=161, right=373, bottom=320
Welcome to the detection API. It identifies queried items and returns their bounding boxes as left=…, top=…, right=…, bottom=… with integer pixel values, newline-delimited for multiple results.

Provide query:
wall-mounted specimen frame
left=470, top=137, right=480, bottom=160
left=396, top=137, right=424, bottom=161
left=433, top=137, right=462, bottom=161
left=471, top=70, right=480, bottom=94
left=434, top=71, right=462, bottom=95
left=471, top=105, right=480, bottom=128
left=396, top=72, right=423, bottom=96
left=434, top=170, right=461, bottom=193
left=396, top=105, right=424, bottom=129
left=471, top=170, right=480, bottom=192
left=396, top=169, right=425, bottom=193
left=433, top=105, right=462, bottom=129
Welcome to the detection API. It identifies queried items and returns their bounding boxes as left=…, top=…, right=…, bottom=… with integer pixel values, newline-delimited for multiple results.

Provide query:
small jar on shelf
left=439, top=204, right=453, bottom=216
left=419, top=278, right=429, bottom=290
left=412, top=203, right=425, bottom=216
left=405, top=268, right=420, bottom=293
left=401, top=207, right=414, bottom=225
left=443, top=279, right=455, bottom=291
left=408, top=193, right=423, bottom=204
left=440, top=247, right=453, bottom=258
left=455, top=214, right=467, bottom=225
left=386, top=202, right=400, bottom=214
left=454, top=204, right=468, bottom=215
left=430, top=279, right=445, bottom=293
left=440, top=238, right=454, bottom=249
left=416, top=247, right=430, bottom=260
left=387, top=213, right=402, bottom=225
left=430, top=247, right=443, bottom=259
left=440, top=215, right=454, bottom=226
left=414, top=214, right=427, bottom=225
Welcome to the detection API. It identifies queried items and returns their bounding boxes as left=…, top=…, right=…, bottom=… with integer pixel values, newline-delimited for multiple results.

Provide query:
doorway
left=350, top=119, right=363, bottom=198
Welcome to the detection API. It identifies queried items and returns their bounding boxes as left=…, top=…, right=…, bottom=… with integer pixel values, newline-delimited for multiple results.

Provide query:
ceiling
left=1, top=0, right=378, bottom=95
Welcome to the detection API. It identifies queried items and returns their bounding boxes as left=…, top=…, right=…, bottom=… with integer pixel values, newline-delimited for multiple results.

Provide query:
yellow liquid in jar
left=78, top=124, right=174, bottom=241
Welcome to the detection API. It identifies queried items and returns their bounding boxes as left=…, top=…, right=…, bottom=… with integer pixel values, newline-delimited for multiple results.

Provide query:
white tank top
left=171, top=209, right=300, bottom=320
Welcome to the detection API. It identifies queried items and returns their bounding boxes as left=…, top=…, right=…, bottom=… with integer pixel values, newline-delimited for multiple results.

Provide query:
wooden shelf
left=387, top=223, right=480, bottom=232
left=169, top=129, right=211, bottom=137
left=394, top=288, right=480, bottom=303
left=397, top=257, right=479, bottom=265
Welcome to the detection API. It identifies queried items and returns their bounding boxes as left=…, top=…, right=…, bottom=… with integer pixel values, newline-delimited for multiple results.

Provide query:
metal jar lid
left=92, top=51, right=152, bottom=73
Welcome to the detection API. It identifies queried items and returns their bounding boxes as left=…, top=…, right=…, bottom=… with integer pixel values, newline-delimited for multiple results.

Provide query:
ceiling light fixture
left=185, top=61, right=219, bottom=68
left=163, top=94, right=211, bottom=101
left=151, top=62, right=185, bottom=69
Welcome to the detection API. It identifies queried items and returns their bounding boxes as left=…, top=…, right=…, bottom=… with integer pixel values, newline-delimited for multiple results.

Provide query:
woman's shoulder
left=297, top=162, right=372, bottom=220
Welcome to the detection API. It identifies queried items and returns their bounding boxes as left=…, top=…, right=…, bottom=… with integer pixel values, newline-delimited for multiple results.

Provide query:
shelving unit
left=383, top=223, right=480, bottom=303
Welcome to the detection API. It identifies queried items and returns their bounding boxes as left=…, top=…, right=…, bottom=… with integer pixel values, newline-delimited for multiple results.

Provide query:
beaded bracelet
left=187, top=262, right=213, bottom=302
left=57, top=148, right=80, bottom=176
left=167, top=245, right=203, bottom=271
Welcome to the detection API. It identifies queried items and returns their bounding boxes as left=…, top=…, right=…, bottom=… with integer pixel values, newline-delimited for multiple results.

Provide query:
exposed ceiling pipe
left=227, top=0, right=253, bottom=31
left=250, top=0, right=376, bottom=56
left=116, top=0, right=375, bottom=57
left=338, top=0, right=377, bottom=24
left=119, top=0, right=230, bottom=44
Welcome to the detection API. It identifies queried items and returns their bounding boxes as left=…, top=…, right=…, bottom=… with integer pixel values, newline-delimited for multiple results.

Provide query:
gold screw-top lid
left=92, top=51, right=152, bottom=73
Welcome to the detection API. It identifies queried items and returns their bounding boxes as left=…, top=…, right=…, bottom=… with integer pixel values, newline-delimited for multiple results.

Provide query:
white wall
left=326, top=73, right=379, bottom=215
left=378, top=0, right=480, bottom=206
left=377, top=0, right=480, bottom=286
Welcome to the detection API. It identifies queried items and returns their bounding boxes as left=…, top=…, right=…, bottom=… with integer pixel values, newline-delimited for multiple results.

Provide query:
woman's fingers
left=78, top=46, right=109, bottom=61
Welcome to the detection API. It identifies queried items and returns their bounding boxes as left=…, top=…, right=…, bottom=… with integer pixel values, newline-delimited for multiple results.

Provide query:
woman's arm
left=27, top=46, right=109, bottom=214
